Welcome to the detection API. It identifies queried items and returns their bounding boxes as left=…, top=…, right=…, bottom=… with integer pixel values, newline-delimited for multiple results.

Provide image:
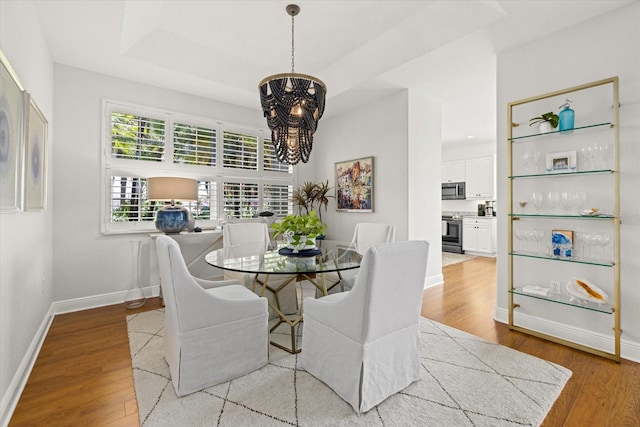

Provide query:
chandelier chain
left=291, top=13, right=295, bottom=73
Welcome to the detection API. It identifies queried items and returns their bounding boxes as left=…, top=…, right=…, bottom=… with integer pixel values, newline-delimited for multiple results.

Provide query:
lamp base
left=155, top=205, right=189, bottom=233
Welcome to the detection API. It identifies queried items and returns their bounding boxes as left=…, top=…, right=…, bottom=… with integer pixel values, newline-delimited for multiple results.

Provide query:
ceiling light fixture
left=259, top=4, right=326, bottom=165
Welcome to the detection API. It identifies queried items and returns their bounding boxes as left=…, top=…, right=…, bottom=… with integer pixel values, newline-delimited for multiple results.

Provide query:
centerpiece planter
left=284, top=232, right=317, bottom=252
left=271, top=211, right=327, bottom=254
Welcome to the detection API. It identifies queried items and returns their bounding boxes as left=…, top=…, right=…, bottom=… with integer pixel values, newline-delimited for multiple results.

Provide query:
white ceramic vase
left=538, top=121, right=554, bottom=133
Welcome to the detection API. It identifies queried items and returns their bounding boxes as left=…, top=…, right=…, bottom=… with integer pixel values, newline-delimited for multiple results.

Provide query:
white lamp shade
left=147, top=177, right=198, bottom=202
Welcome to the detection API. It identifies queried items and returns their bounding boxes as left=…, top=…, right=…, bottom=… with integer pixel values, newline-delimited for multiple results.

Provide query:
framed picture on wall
left=0, top=52, right=25, bottom=213
left=24, top=93, right=48, bottom=210
left=335, top=156, right=373, bottom=212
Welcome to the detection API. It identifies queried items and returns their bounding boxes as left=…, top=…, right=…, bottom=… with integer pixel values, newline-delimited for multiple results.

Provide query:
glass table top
left=205, top=240, right=362, bottom=275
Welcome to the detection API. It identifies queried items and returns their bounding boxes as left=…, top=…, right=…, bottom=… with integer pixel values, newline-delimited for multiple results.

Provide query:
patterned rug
left=127, top=309, right=571, bottom=426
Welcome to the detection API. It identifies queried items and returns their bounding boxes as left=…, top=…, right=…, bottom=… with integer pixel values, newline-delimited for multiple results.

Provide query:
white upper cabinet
left=441, top=160, right=466, bottom=183
left=465, top=156, right=495, bottom=200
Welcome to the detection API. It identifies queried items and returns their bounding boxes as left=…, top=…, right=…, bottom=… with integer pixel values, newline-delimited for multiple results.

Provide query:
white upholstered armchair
left=222, top=222, right=298, bottom=316
left=155, top=235, right=269, bottom=397
left=324, top=222, right=395, bottom=294
left=300, top=240, right=429, bottom=413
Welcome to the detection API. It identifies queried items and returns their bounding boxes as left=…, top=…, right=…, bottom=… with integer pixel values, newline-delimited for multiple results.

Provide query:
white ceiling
left=33, top=0, right=633, bottom=143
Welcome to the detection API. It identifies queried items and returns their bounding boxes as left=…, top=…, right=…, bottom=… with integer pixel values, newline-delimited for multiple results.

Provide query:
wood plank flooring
left=9, top=257, right=640, bottom=426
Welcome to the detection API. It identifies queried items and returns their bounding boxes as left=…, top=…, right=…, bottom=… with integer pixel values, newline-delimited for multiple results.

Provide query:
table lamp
left=147, top=177, right=198, bottom=233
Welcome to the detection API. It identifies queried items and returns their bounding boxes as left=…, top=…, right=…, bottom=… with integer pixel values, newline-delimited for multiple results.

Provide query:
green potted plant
left=292, top=180, right=334, bottom=221
left=529, top=112, right=559, bottom=133
left=271, top=210, right=327, bottom=251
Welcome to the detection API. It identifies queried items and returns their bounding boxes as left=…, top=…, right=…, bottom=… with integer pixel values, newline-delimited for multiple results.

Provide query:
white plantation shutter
left=109, top=176, right=155, bottom=223
left=103, top=101, right=294, bottom=233
left=173, top=123, right=217, bottom=166
left=223, top=181, right=259, bottom=219
left=111, top=112, right=165, bottom=162
left=222, top=131, right=258, bottom=170
left=263, top=183, right=293, bottom=217
left=263, top=138, right=292, bottom=173
left=194, top=180, right=218, bottom=221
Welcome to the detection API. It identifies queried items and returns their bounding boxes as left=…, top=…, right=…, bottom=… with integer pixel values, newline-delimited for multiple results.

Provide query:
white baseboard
left=52, top=285, right=160, bottom=315
left=0, top=306, right=54, bottom=427
left=0, top=285, right=159, bottom=426
left=424, top=273, right=444, bottom=289
left=494, top=307, right=640, bottom=363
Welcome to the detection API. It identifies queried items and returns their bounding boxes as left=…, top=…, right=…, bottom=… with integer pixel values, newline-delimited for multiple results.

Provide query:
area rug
left=127, top=309, right=571, bottom=426
left=443, top=252, right=478, bottom=266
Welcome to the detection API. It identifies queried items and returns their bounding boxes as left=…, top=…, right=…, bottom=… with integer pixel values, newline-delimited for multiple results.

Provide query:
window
left=173, top=123, right=217, bottom=166
left=223, top=181, right=259, bottom=219
left=263, top=183, right=293, bottom=217
left=111, top=112, right=165, bottom=162
left=263, top=138, right=292, bottom=173
left=194, top=180, right=217, bottom=221
left=110, top=176, right=155, bottom=222
left=102, top=101, right=294, bottom=234
left=222, top=131, right=258, bottom=170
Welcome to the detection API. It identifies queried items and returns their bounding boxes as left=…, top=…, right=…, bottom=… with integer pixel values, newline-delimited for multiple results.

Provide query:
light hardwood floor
left=9, top=257, right=640, bottom=426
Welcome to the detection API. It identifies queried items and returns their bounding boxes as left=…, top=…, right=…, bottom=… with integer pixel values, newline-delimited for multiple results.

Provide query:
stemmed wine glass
left=595, top=233, right=611, bottom=260
left=514, top=227, right=524, bottom=253
left=547, top=191, right=560, bottom=211
left=584, top=232, right=598, bottom=260
left=560, top=192, right=574, bottom=212
left=532, top=192, right=544, bottom=212
left=533, top=229, right=545, bottom=255
left=522, top=151, right=532, bottom=173
left=576, top=191, right=588, bottom=211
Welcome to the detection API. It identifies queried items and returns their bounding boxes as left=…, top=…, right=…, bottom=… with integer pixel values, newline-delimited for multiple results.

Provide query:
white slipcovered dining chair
left=301, top=240, right=429, bottom=413
left=155, top=235, right=268, bottom=397
left=222, top=222, right=298, bottom=316
left=324, top=222, right=395, bottom=294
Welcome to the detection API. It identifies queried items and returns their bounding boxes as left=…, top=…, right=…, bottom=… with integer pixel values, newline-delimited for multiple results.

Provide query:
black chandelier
left=259, top=4, right=326, bottom=165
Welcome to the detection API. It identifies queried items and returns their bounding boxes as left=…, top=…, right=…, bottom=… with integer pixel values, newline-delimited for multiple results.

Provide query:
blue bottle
left=558, top=99, right=574, bottom=132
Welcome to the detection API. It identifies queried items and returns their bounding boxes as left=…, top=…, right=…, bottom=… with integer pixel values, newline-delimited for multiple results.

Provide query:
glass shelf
left=509, top=169, right=614, bottom=179
left=510, top=287, right=614, bottom=314
left=509, top=251, right=613, bottom=267
left=509, top=213, right=615, bottom=220
left=509, top=122, right=612, bottom=141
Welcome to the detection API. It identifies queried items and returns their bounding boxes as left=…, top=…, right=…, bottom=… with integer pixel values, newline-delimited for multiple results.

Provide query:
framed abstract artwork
left=335, top=156, right=373, bottom=212
left=0, top=52, right=25, bottom=213
left=24, top=93, right=48, bottom=210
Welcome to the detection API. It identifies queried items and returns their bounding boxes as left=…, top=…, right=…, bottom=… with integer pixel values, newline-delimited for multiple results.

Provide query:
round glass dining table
left=205, top=239, right=362, bottom=353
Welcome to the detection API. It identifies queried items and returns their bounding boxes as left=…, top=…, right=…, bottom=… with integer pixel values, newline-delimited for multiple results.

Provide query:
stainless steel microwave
left=442, top=182, right=466, bottom=200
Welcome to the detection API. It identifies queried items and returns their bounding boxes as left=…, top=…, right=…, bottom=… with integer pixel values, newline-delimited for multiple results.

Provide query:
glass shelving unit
left=507, top=77, right=620, bottom=361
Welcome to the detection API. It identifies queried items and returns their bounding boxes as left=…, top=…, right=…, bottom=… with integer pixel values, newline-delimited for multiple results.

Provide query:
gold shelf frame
left=507, top=76, right=620, bottom=362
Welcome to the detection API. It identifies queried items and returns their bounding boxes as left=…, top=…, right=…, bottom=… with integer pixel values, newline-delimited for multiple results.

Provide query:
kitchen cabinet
left=441, top=160, right=465, bottom=183
left=465, top=156, right=495, bottom=199
left=463, top=217, right=496, bottom=256
left=507, top=77, right=620, bottom=361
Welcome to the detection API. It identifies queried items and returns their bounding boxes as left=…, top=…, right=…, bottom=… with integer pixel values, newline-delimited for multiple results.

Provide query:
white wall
left=307, top=91, right=409, bottom=242
left=408, top=88, right=443, bottom=285
left=496, top=2, right=640, bottom=360
left=0, top=1, right=55, bottom=422
left=305, top=89, right=443, bottom=286
left=52, top=65, right=267, bottom=302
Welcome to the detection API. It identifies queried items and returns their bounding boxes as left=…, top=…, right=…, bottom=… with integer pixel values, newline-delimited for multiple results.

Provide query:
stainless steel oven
left=442, top=215, right=464, bottom=254
left=442, top=182, right=466, bottom=200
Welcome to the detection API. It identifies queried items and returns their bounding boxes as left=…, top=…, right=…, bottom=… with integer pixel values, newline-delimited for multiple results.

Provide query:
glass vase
left=125, top=239, right=146, bottom=309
